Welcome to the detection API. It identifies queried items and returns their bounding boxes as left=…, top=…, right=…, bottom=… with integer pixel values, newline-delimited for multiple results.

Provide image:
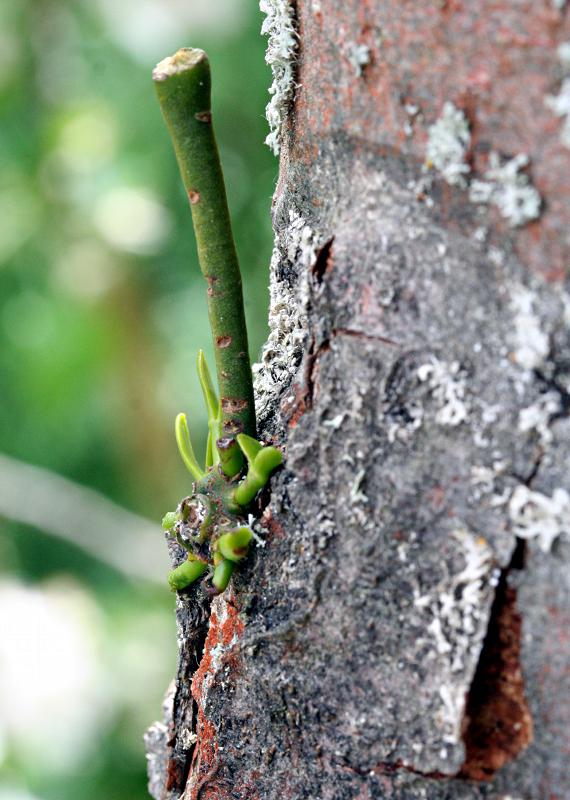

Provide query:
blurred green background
left=0, top=1, right=275, bottom=797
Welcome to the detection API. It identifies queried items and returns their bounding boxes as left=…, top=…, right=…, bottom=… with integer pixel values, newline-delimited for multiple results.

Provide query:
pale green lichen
left=518, top=392, right=560, bottom=446
left=417, top=358, right=469, bottom=427
left=545, top=44, right=570, bottom=150
left=558, top=42, right=570, bottom=70
left=425, top=102, right=471, bottom=187
left=253, top=209, right=315, bottom=420
left=469, top=153, right=541, bottom=228
left=260, top=0, right=298, bottom=155
left=509, top=285, right=550, bottom=370
left=425, top=102, right=542, bottom=227
left=346, top=43, right=371, bottom=77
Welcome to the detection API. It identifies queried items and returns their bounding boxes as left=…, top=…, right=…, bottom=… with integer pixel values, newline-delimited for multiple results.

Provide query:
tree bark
left=146, top=2, right=570, bottom=798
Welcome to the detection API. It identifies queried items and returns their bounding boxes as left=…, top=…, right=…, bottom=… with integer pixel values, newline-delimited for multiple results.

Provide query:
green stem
left=234, top=435, right=283, bottom=506
left=168, top=557, right=208, bottom=591
left=212, top=558, right=234, bottom=593
left=153, top=48, right=256, bottom=457
left=217, top=527, right=253, bottom=561
left=216, top=436, right=244, bottom=478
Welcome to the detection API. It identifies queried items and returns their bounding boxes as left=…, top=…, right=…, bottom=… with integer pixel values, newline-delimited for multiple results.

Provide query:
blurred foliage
left=0, top=0, right=275, bottom=797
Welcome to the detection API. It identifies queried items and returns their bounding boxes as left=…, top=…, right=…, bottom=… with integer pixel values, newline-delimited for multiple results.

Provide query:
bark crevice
left=459, top=541, right=533, bottom=781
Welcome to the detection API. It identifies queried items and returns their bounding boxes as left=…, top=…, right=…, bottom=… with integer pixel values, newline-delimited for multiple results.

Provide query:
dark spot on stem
left=206, top=276, right=218, bottom=296
left=216, top=335, right=232, bottom=348
left=223, top=420, right=243, bottom=435
left=221, top=397, right=249, bottom=414
left=188, top=189, right=200, bottom=204
left=194, top=110, right=212, bottom=123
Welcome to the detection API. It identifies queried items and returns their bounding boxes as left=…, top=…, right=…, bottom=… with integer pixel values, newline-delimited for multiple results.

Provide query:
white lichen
left=544, top=42, right=570, bottom=149
left=253, top=210, right=315, bottom=417
left=428, top=616, right=452, bottom=655
left=510, top=285, right=550, bottom=370
left=470, top=465, right=498, bottom=495
left=416, top=531, right=495, bottom=647
left=404, top=104, right=420, bottom=138
left=469, top=153, right=542, bottom=227
left=346, top=43, right=371, bottom=76
left=545, top=79, right=570, bottom=147
left=323, top=413, right=345, bottom=429
left=350, top=468, right=368, bottom=504
left=286, top=209, right=317, bottom=269
left=426, top=102, right=471, bottom=187
left=425, top=99, right=542, bottom=226
left=415, top=529, right=496, bottom=740
left=385, top=358, right=469, bottom=442
left=452, top=530, right=498, bottom=613
left=386, top=405, right=423, bottom=443
left=559, top=42, right=570, bottom=70
left=509, top=485, right=570, bottom=552
left=438, top=683, right=464, bottom=733
left=518, top=391, right=560, bottom=445
left=417, top=358, right=469, bottom=426
left=247, top=514, right=267, bottom=548
left=260, top=0, right=298, bottom=155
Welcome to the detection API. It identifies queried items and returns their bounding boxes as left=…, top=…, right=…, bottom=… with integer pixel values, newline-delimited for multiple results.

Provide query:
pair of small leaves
left=175, top=350, right=282, bottom=505
left=174, top=350, right=221, bottom=481
left=176, top=416, right=282, bottom=505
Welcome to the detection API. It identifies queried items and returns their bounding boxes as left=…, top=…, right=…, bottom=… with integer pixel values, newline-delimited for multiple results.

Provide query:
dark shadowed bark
left=146, top=2, right=570, bottom=798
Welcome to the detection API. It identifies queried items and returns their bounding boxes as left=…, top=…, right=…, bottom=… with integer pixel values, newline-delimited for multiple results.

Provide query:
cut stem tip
left=152, top=48, right=207, bottom=82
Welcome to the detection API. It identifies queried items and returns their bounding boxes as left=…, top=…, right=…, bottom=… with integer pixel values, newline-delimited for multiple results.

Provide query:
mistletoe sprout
left=162, top=352, right=282, bottom=594
left=154, top=49, right=282, bottom=595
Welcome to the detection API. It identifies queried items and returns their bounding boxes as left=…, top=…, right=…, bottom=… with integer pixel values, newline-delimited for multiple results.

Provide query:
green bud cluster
left=163, top=352, right=281, bottom=595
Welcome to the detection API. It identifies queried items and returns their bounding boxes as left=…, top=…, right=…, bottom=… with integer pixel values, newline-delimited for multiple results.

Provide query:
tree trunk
left=146, top=2, right=570, bottom=798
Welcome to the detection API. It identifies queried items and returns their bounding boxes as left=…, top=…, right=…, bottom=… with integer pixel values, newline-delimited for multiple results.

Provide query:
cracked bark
left=146, top=2, right=570, bottom=798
